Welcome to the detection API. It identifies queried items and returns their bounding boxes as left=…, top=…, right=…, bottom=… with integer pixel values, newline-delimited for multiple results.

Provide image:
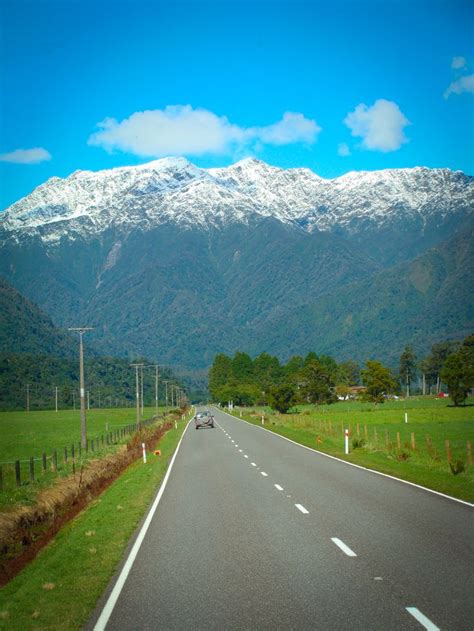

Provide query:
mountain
left=0, top=158, right=472, bottom=369
left=0, top=276, right=76, bottom=356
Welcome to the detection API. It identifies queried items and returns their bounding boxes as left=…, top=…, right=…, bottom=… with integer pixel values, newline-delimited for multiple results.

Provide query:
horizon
left=1, top=0, right=473, bottom=209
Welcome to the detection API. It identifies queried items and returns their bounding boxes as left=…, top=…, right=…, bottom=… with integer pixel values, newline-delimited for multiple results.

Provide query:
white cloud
left=451, top=56, right=466, bottom=70
left=337, top=142, right=350, bottom=157
left=88, top=105, right=321, bottom=157
left=343, top=99, right=410, bottom=152
left=444, top=73, right=474, bottom=99
left=0, top=147, right=51, bottom=164
left=252, top=112, right=321, bottom=145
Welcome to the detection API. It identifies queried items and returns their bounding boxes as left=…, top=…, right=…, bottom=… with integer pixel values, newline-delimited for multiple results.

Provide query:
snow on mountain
left=1, top=157, right=473, bottom=244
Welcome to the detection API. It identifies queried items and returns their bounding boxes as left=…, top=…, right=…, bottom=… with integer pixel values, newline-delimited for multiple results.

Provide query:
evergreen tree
left=399, top=345, right=417, bottom=395
left=231, top=352, right=254, bottom=383
left=208, top=353, right=233, bottom=399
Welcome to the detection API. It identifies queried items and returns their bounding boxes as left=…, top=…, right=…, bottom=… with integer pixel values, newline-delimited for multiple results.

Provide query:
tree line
left=209, top=334, right=474, bottom=412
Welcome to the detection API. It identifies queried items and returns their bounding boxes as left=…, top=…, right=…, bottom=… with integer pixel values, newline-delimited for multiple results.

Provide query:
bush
left=449, top=460, right=466, bottom=475
left=352, top=438, right=366, bottom=449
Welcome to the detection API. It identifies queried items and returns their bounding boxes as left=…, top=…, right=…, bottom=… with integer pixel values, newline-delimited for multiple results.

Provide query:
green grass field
left=0, top=416, right=190, bottom=630
left=230, top=396, right=474, bottom=502
left=0, top=407, right=175, bottom=508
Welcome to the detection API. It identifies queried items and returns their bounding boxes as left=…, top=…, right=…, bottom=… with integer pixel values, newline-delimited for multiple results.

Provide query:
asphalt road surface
left=90, top=407, right=473, bottom=631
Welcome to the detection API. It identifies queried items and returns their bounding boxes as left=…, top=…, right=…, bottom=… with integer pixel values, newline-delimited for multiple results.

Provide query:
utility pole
left=422, top=373, right=426, bottom=396
left=131, top=364, right=144, bottom=425
left=140, top=365, right=144, bottom=416
left=55, top=386, right=58, bottom=412
left=164, top=380, right=169, bottom=409
left=26, top=383, right=30, bottom=412
left=68, top=327, right=93, bottom=449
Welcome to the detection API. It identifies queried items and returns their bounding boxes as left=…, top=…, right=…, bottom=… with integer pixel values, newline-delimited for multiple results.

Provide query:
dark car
left=194, top=410, right=215, bottom=429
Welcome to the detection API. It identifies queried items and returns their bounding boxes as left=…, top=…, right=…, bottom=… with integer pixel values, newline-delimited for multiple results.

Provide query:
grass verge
left=0, top=416, right=189, bottom=630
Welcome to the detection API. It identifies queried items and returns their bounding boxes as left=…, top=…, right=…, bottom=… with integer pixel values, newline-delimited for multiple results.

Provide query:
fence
left=0, top=414, right=166, bottom=493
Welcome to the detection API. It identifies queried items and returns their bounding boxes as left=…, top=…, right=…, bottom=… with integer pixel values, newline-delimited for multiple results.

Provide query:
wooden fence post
left=64, top=447, right=68, bottom=463
left=29, top=456, right=34, bottom=481
left=468, top=441, right=473, bottom=465
left=445, top=440, right=452, bottom=463
left=15, top=460, right=21, bottom=486
left=52, top=450, right=57, bottom=472
left=356, top=423, right=360, bottom=437
left=42, top=452, right=47, bottom=473
left=396, top=432, right=401, bottom=449
left=411, top=432, right=416, bottom=451
left=364, top=425, right=368, bottom=440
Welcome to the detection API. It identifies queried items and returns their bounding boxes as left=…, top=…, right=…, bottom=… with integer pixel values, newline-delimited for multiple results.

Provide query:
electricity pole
left=164, top=380, right=169, bottom=409
left=68, top=327, right=93, bottom=449
left=140, top=365, right=144, bottom=416
left=131, top=364, right=144, bottom=425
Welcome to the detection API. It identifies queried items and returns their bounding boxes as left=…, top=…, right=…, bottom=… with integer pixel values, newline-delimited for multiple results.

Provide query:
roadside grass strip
left=0, top=419, right=188, bottom=631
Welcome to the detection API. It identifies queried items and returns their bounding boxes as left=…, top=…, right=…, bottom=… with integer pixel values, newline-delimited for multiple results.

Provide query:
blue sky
left=0, top=0, right=473, bottom=209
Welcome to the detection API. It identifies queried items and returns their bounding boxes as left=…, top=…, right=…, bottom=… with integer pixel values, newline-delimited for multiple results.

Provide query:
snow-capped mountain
left=2, top=157, right=472, bottom=245
left=0, top=157, right=472, bottom=370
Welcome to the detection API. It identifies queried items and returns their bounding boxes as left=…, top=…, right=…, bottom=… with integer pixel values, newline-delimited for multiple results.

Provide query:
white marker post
left=142, top=442, right=147, bottom=464
left=261, top=415, right=265, bottom=425
left=344, top=428, right=349, bottom=455
left=405, top=412, right=408, bottom=424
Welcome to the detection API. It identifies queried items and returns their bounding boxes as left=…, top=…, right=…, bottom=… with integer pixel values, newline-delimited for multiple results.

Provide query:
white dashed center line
left=405, top=608, right=440, bottom=631
left=295, top=504, right=309, bottom=514
left=238, top=449, right=243, bottom=452
left=274, top=484, right=283, bottom=491
left=261, top=471, right=268, bottom=477
left=251, top=462, right=257, bottom=467
left=331, top=538, right=357, bottom=557
left=244, top=455, right=249, bottom=458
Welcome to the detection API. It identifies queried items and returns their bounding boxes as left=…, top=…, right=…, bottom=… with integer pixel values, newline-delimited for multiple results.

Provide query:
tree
left=420, top=340, right=460, bottom=393
left=231, top=352, right=254, bottom=383
left=300, top=359, right=336, bottom=405
left=337, top=360, right=360, bottom=386
left=361, top=360, right=397, bottom=403
left=268, top=383, right=297, bottom=414
left=441, top=334, right=474, bottom=406
left=208, top=353, right=233, bottom=400
left=399, top=345, right=417, bottom=396
left=254, top=353, right=282, bottom=392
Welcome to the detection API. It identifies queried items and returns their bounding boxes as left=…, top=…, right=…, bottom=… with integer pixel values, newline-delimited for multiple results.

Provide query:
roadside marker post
left=261, top=415, right=265, bottom=425
left=405, top=412, right=408, bottom=424
left=142, top=443, right=147, bottom=464
left=344, top=428, right=349, bottom=455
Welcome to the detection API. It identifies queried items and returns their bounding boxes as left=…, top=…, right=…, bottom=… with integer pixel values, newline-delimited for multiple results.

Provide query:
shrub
left=352, top=438, right=366, bottom=449
left=449, top=460, right=466, bottom=475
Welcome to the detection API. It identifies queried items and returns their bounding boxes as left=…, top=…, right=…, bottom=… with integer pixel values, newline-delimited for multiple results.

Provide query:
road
left=90, top=407, right=474, bottom=630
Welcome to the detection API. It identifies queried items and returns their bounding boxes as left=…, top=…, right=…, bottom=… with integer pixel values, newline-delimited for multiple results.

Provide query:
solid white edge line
left=215, top=408, right=474, bottom=508
left=406, top=607, right=440, bottom=631
left=93, top=418, right=193, bottom=631
left=295, top=503, right=309, bottom=514
left=274, top=484, right=284, bottom=491
left=331, top=537, right=357, bottom=557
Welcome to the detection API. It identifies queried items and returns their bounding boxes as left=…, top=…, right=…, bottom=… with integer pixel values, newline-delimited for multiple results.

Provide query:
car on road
left=194, top=410, right=215, bottom=429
